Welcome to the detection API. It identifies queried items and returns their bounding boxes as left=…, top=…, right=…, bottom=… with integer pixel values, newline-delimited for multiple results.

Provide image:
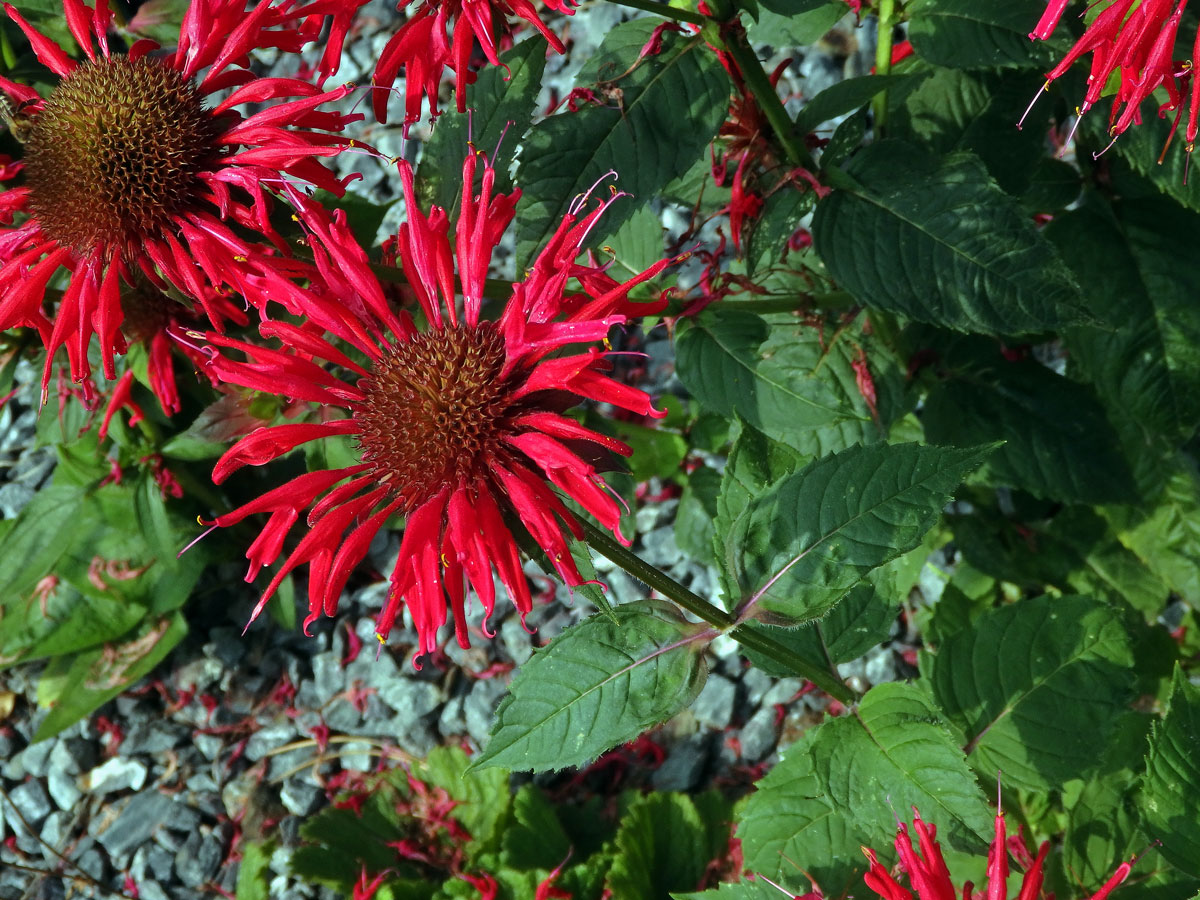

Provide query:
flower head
left=371, top=0, right=577, bottom=132
left=0, top=0, right=361, bottom=395
left=1024, top=0, right=1200, bottom=156
left=862, top=804, right=1133, bottom=900
left=205, top=151, right=674, bottom=661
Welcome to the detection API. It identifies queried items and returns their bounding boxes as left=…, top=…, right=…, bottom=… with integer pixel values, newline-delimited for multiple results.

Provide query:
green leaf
left=675, top=310, right=898, bottom=455
left=907, top=0, right=1066, bottom=69
left=501, top=785, right=573, bottom=871
left=0, top=483, right=88, bottom=600
left=746, top=186, right=815, bottom=277
left=134, top=473, right=179, bottom=571
left=887, top=68, right=1049, bottom=195
left=1050, top=200, right=1200, bottom=494
left=514, top=21, right=726, bottom=267
left=814, top=141, right=1086, bottom=335
left=740, top=543, right=928, bottom=675
left=922, top=353, right=1137, bottom=504
left=418, top=37, right=548, bottom=214
left=724, top=441, right=994, bottom=622
left=1141, top=667, right=1200, bottom=876
left=747, top=0, right=847, bottom=46
left=32, top=612, right=187, bottom=742
left=737, top=682, right=992, bottom=897
left=474, top=600, right=707, bottom=771
left=606, top=794, right=729, bottom=900
left=1105, top=463, right=1200, bottom=605
left=236, top=841, right=274, bottom=900
left=921, top=595, right=1137, bottom=791
left=161, top=395, right=265, bottom=461
left=675, top=464, right=723, bottom=566
left=795, top=75, right=907, bottom=135
left=421, top=746, right=512, bottom=851
left=673, top=882, right=785, bottom=900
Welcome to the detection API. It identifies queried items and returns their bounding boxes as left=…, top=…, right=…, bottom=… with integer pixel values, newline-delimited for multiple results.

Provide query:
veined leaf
left=514, top=20, right=726, bottom=267
left=907, top=0, right=1067, bottom=69
left=737, top=682, right=992, bottom=897
left=473, top=600, right=707, bottom=771
left=814, top=141, right=1086, bottom=335
left=921, top=595, right=1137, bottom=791
left=725, top=442, right=994, bottom=622
left=1141, top=667, right=1200, bottom=876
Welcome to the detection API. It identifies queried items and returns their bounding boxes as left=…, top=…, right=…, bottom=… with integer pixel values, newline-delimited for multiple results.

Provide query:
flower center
left=355, top=323, right=515, bottom=507
left=24, top=55, right=219, bottom=253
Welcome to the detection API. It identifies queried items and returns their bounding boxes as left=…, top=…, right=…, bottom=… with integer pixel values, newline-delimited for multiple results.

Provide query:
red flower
left=1025, top=0, right=1199, bottom=154
left=0, top=0, right=361, bottom=396
left=371, top=0, right=577, bottom=132
left=862, top=805, right=1133, bottom=900
left=205, top=151, right=674, bottom=661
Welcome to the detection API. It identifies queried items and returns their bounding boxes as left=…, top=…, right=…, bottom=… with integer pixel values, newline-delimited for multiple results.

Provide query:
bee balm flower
left=205, top=151, right=675, bottom=662
left=0, top=0, right=361, bottom=395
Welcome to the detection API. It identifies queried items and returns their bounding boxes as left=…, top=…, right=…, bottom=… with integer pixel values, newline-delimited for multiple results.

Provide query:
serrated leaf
left=888, top=68, right=1048, bottom=195
left=1141, top=667, right=1200, bottom=876
left=606, top=794, right=728, bottom=900
left=514, top=21, right=726, bottom=267
left=418, top=37, right=548, bottom=214
left=675, top=464, right=722, bottom=566
left=737, top=682, right=992, bottom=897
left=922, top=353, right=1137, bottom=504
left=675, top=310, right=898, bottom=454
left=236, top=841, right=273, bottom=900
left=747, top=1, right=847, bottom=47
left=420, top=746, right=511, bottom=851
left=814, top=141, right=1086, bottom=334
left=907, top=0, right=1066, bottom=69
left=922, top=595, right=1136, bottom=791
left=32, top=611, right=186, bottom=742
left=501, top=785, right=573, bottom=870
left=725, top=442, right=994, bottom=622
left=474, top=600, right=707, bottom=771
left=1050, top=200, right=1200, bottom=496
left=741, top=542, right=928, bottom=675
left=1105, top=463, right=1200, bottom=605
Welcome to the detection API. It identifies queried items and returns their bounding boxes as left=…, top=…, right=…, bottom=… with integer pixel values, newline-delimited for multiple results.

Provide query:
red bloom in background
left=205, top=152, right=674, bottom=661
left=371, top=0, right=577, bottom=132
left=862, top=805, right=1133, bottom=900
left=0, top=0, right=361, bottom=395
left=1026, top=0, right=1200, bottom=154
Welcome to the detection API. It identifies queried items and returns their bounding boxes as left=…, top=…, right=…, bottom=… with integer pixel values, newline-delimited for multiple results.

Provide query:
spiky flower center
left=25, top=55, right=218, bottom=253
left=355, top=324, right=515, bottom=507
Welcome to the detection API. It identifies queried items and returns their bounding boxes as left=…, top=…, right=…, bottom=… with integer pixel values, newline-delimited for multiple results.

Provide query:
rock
left=39, top=810, right=69, bottom=854
left=8, top=780, right=52, bottom=830
left=204, top=626, right=247, bottom=667
left=464, top=679, right=508, bottom=746
left=651, top=734, right=710, bottom=791
left=174, top=828, right=224, bottom=888
left=245, top=723, right=299, bottom=762
left=280, top=779, right=323, bottom=817
left=136, top=881, right=171, bottom=900
left=193, top=733, right=224, bottom=761
left=739, top=706, right=779, bottom=762
left=94, top=791, right=174, bottom=862
left=120, top=720, right=186, bottom=755
left=761, top=677, right=805, bottom=707
left=3, top=739, right=53, bottom=780
left=310, top=652, right=345, bottom=706
left=0, top=481, right=34, bottom=518
left=142, top=842, right=176, bottom=882
left=743, top=668, right=776, bottom=707
left=79, top=757, right=148, bottom=795
left=499, top=615, right=534, bottom=665
left=692, top=674, right=736, bottom=731
left=163, top=801, right=203, bottom=834
left=340, top=740, right=373, bottom=772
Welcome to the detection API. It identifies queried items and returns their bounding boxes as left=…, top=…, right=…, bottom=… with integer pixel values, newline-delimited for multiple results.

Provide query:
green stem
left=608, top=0, right=708, bottom=26
left=872, top=0, right=897, bottom=134
left=724, top=32, right=816, bottom=171
left=580, top=519, right=859, bottom=704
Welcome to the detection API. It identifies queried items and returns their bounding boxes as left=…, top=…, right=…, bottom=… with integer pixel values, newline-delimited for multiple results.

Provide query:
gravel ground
left=0, top=4, right=912, bottom=899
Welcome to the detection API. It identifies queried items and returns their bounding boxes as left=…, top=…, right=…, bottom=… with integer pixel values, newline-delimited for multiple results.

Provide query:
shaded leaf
left=922, top=595, right=1137, bottom=791
left=1141, top=667, right=1200, bottom=876
left=907, top=0, right=1066, bottom=69
left=725, top=441, right=994, bottom=622
left=606, top=793, right=730, bottom=900
left=814, top=141, right=1085, bottom=334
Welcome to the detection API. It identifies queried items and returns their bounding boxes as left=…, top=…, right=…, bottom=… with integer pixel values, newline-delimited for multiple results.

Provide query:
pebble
left=174, top=828, right=224, bottom=888
left=280, top=779, right=324, bottom=816
left=8, top=779, right=52, bottom=831
left=692, top=674, right=736, bottom=730
left=79, top=758, right=148, bottom=795
left=95, top=791, right=175, bottom=862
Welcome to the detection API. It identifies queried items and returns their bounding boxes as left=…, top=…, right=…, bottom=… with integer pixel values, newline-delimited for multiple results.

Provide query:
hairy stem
left=581, top=520, right=859, bottom=704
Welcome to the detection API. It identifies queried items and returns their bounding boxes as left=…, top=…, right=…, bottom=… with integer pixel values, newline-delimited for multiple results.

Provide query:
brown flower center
left=355, top=323, right=515, bottom=507
left=24, top=55, right=219, bottom=253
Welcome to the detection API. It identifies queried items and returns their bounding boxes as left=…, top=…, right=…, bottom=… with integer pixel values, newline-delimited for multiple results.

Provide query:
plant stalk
left=609, top=0, right=708, bottom=26
left=872, top=0, right=897, bottom=134
left=580, top=519, right=858, bottom=704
